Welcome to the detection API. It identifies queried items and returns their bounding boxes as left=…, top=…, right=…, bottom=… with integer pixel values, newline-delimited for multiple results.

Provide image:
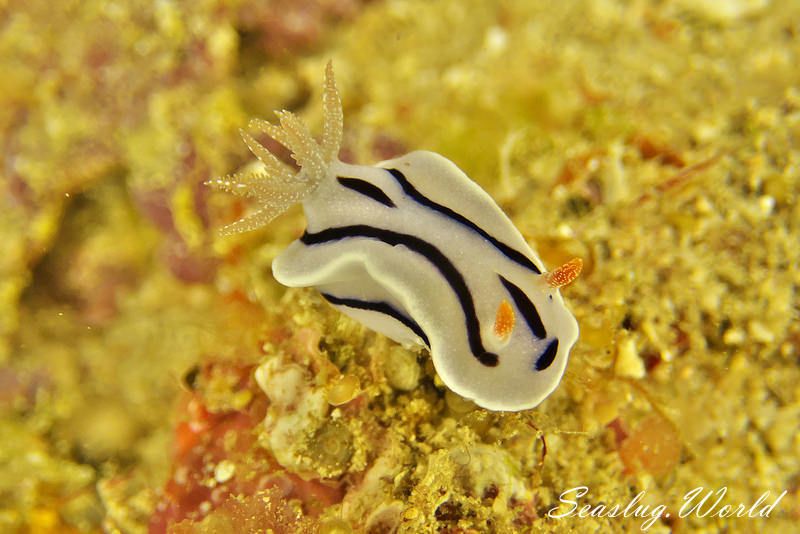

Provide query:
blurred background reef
left=0, top=0, right=798, bottom=532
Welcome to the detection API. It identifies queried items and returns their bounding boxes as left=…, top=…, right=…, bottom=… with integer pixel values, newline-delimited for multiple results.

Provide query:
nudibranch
left=208, top=63, right=580, bottom=411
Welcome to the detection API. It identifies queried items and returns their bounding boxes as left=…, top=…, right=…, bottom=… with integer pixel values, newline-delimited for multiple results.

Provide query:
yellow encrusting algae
left=1, top=0, right=798, bottom=532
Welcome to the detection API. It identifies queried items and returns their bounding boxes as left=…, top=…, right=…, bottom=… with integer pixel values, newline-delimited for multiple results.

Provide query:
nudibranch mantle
left=208, top=63, right=579, bottom=411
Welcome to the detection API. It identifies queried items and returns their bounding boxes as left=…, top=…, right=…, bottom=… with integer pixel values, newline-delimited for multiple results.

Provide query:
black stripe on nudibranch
left=302, top=225, right=499, bottom=367
left=337, top=177, right=396, bottom=208
left=498, top=275, right=546, bottom=340
left=535, top=338, right=559, bottom=371
left=321, top=293, right=430, bottom=348
left=385, top=168, right=542, bottom=274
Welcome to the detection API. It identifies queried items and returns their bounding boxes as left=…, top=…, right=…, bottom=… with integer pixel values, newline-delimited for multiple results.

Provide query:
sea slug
left=207, top=63, right=580, bottom=411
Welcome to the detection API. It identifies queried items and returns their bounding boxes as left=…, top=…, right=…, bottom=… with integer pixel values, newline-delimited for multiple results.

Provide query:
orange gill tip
left=493, top=299, right=516, bottom=340
left=544, top=257, right=583, bottom=289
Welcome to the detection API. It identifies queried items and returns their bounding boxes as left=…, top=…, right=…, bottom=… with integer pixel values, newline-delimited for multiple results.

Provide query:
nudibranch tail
left=206, top=61, right=343, bottom=235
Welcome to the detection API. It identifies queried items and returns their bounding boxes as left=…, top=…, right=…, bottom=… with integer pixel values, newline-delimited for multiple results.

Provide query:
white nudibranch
left=207, top=62, right=580, bottom=411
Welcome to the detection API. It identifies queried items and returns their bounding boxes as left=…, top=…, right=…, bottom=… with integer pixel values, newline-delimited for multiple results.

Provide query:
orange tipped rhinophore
left=545, top=258, right=583, bottom=288
left=493, top=299, right=516, bottom=340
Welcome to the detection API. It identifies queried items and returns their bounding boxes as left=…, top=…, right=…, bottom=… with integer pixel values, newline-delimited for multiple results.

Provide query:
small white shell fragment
left=254, top=359, right=306, bottom=408
left=758, top=195, right=775, bottom=216
left=614, top=336, right=645, bottom=379
left=383, top=346, right=421, bottom=392
left=723, top=327, right=746, bottom=346
left=748, top=320, right=775, bottom=344
left=208, top=63, right=580, bottom=411
left=214, top=460, right=236, bottom=483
